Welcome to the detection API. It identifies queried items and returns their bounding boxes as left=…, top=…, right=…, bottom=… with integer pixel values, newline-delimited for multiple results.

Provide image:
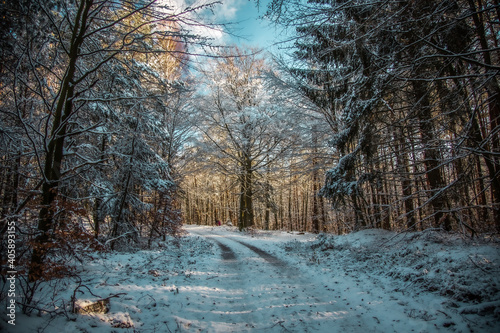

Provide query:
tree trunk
left=238, top=156, right=253, bottom=230
left=312, top=179, right=321, bottom=233
left=396, top=126, right=416, bottom=230
left=468, top=0, right=500, bottom=230
left=29, top=0, right=93, bottom=282
left=412, top=80, right=452, bottom=231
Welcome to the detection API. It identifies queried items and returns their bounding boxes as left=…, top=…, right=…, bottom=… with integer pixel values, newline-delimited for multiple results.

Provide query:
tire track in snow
left=219, top=235, right=385, bottom=332
left=186, top=227, right=381, bottom=332
left=211, top=238, right=237, bottom=261
left=212, top=234, right=356, bottom=332
left=184, top=233, right=264, bottom=330
left=229, top=238, right=286, bottom=268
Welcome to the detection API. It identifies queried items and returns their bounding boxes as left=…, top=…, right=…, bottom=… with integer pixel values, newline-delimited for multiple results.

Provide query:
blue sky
left=215, top=0, right=278, bottom=50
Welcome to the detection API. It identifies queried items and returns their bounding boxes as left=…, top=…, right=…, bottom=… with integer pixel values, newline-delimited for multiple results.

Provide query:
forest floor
left=1, top=225, right=500, bottom=332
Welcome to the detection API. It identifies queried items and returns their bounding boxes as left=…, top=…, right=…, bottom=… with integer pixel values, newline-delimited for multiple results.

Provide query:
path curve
left=183, top=226, right=382, bottom=333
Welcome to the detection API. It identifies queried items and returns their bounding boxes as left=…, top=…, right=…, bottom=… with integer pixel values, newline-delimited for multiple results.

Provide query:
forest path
left=181, top=226, right=387, bottom=333
left=5, top=226, right=494, bottom=333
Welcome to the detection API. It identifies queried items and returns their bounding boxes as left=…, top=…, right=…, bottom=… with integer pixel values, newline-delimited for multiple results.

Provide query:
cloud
left=216, top=0, right=242, bottom=21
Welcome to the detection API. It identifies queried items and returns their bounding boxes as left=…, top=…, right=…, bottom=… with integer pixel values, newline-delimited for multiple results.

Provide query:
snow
left=2, top=226, right=499, bottom=332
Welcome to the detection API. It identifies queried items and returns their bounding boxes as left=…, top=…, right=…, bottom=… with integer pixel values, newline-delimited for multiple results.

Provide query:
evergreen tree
left=267, top=0, right=500, bottom=232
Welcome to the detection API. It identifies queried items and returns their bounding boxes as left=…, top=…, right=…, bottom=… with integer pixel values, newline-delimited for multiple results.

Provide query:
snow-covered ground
left=1, top=225, right=499, bottom=332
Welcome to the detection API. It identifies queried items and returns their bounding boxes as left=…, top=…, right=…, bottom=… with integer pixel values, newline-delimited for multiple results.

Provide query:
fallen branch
left=460, top=301, right=500, bottom=316
left=104, top=232, right=137, bottom=246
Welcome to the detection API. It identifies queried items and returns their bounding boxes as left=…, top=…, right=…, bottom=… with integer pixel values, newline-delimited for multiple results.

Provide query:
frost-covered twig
left=468, top=256, right=496, bottom=274
left=104, top=232, right=137, bottom=247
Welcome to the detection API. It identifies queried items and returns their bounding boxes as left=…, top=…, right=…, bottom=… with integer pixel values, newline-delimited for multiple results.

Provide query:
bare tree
left=195, top=47, right=298, bottom=230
